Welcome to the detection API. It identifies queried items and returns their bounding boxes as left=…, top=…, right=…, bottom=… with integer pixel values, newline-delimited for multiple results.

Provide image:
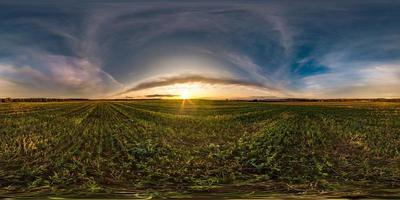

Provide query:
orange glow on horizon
left=126, top=82, right=278, bottom=100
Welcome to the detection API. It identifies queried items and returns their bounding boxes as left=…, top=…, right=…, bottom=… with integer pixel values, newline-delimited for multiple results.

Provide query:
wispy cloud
left=0, top=3, right=123, bottom=97
left=302, top=63, right=400, bottom=98
left=0, top=55, right=122, bottom=97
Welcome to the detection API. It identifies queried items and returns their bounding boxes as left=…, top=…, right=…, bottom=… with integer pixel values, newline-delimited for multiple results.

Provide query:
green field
left=0, top=100, right=399, bottom=198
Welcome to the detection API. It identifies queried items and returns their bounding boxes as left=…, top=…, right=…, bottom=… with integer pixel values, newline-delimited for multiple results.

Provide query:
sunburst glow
left=180, top=88, right=191, bottom=99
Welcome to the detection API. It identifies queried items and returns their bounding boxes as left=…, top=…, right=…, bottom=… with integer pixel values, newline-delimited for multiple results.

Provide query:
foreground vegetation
left=0, top=100, right=399, bottom=197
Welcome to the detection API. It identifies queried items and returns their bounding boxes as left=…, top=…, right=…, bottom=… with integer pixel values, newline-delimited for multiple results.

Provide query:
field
left=0, top=100, right=399, bottom=198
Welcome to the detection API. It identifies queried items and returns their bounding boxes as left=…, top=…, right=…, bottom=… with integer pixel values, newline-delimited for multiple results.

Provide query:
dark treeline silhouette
left=249, top=98, right=400, bottom=102
left=1, top=97, right=400, bottom=103
left=0, top=98, right=89, bottom=103
left=0, top=98, right=161, bottom=103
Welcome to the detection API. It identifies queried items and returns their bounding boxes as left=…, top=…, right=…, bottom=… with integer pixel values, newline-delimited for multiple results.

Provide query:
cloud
left=145, top=94, right=178, bottom=98
left=0, top=55, right=122, bottom=98
left=301, top=63, right=400, bottom=98
left=116, top=74, right=279, bottom=96
left=223, top=53, right=270, bottom=83
left=0, top=2, right=309, bottom=98
left=0, top=3, right=124, bottom=98
left=80, top=3, right=294, bottom=86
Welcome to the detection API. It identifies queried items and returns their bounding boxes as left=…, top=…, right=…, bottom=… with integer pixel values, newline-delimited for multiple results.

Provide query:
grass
left=0, top=100, right=399, bottom=197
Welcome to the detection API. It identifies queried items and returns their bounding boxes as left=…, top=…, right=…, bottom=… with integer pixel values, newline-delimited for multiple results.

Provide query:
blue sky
left=0, top=1, right=400, bottom=98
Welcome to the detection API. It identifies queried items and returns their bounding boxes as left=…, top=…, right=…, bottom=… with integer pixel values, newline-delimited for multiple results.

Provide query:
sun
left=180, top=89, right=191, bottom=99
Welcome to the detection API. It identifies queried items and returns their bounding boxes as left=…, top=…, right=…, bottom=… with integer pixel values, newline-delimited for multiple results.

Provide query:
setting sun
left=180, top=88, right=190, bottom=99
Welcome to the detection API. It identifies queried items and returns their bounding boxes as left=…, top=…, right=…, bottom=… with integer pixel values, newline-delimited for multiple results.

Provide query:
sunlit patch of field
left=0, top=100, right=399, bottom=198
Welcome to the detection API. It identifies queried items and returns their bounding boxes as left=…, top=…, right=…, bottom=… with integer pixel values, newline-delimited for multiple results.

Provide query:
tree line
left=0, top=98, right=89, bottom=103
left=249, top=98, right=400, bottom=102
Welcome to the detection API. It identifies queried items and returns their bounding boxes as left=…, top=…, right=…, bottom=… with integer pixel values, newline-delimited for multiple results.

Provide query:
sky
left=1, top=0, right=400, bottom=99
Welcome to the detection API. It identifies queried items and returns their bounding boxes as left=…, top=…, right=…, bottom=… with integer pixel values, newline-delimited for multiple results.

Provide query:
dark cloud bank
left=117, top=74, right=275, bottom=96
left=145, top=94, right=178, bottom=98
